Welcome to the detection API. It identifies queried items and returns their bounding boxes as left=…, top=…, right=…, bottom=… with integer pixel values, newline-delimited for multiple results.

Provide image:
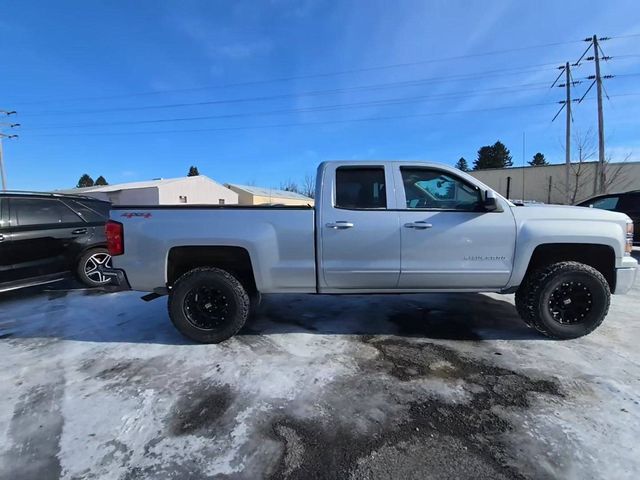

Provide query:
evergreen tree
left=188, top=166, right=200, bottom=176
left=528, top=152, right=548, bottom=166
left=473, top=141, right=513, bottom=170
left=454, top=157, right=470, bottom=172
left=95, top=175, right=108, bottom=185
left=76, top=174, right=94, bottom=188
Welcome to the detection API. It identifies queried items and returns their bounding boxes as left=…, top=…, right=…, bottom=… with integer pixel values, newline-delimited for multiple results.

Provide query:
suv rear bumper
left=615, top=257, right=638, bottom=295
left=103, top=268, right=131, bottom=290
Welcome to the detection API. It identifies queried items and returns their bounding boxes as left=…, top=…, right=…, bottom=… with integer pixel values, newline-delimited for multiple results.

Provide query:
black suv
left=577, top=190, right=639, bottom=245
left=0, top=192, right=112, bottom=292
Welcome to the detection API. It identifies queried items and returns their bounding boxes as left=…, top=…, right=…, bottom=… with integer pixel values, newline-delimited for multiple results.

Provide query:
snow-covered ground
left=0, top=271, right=639, bottom=479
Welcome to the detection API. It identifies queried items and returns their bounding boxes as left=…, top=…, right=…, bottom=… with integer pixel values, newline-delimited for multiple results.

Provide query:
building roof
left=56, top=175, right=227, bottom=194
left=226, top=183, right=313, bottom=201
left=469, top=160, right=640, bottom=173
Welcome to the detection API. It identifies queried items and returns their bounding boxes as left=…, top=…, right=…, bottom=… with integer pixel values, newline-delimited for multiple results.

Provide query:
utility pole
left=593, top=34, right=606, bottom=194
left=551, top=62, right=576, bottom=204
left=0, top=134, right=18, bottom=191
left=564, top=62, right=571, bottom=205
left=0, top=138, right=5, bottom=190
left=0, top=111, right=18, bottom=191
left=521, top=132, right=526, bottom=201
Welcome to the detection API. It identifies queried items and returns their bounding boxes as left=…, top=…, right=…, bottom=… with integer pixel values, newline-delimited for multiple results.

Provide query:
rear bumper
left=614, top=257, right=638, bottom=295
left=103, top=268, right=131, bottom=291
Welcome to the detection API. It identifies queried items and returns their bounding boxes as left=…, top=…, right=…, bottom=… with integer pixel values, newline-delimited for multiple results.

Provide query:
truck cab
left=317, top=161, right=515, bottom=292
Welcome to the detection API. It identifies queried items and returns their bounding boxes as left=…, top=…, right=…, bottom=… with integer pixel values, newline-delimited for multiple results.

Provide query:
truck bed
left=110, top=205, right=316, bottom=293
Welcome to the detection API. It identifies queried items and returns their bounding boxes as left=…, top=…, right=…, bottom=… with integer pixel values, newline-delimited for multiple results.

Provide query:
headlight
left=626, top=221, right=634, bottom=255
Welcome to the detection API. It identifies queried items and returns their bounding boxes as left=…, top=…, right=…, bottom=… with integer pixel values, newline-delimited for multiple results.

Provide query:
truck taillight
left=626, top=221, right=634, bottom=255
left=105, top=220, right=124, bottom=256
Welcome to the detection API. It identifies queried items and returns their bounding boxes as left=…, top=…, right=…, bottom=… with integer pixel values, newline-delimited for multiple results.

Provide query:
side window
left=590, top=196, right=620, bottom=211
left=335, top=167, right=386, bottom=209
left=64, top=200, right=107, bottom=223
left=400, top=167, right=482, bottom=211
left=11, top=198, right=81, bottom=226
left=78, top=200, right=110, bottom=219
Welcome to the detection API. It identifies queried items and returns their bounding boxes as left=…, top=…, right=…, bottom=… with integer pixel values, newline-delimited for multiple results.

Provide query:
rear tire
left=168, top=267, right=250, bottom=343
left=515, top=261, right=610, bottom=339
left=77, top=248, right=113, bottom=287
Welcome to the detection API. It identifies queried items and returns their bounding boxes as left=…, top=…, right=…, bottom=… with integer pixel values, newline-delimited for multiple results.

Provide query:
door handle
left=72, top=228, right=88, bottom=235
left=0, top=234, right=4, bottom=242
left=326, top=221, right=354, bottom=229
left=404, top=221, right=433, bottom=229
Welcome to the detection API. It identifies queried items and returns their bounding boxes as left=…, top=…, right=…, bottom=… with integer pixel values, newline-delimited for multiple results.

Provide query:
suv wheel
left=77, top=248, right=113, bottom=287
left=168, top=267, right=250, bottom=343
left=516, top=261, right=610, bottom=339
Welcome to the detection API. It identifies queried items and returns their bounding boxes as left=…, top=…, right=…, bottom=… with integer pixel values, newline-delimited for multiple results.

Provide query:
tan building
left=225, top=184, right=314, bottom=206
left=469, top=161, right=640, bottom=204
left=57, top=175, right=239, bottom=205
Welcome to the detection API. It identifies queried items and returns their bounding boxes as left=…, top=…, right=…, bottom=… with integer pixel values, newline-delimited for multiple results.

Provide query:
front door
left=394, top=165, right=516, bottom=289
left=319, top=164, right=401, bottom=289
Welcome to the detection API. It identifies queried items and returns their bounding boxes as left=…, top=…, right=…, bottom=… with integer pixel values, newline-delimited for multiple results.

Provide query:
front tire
left=516, top=261, right=610, bottom=339
left=168, top=267, right=250, bottom=343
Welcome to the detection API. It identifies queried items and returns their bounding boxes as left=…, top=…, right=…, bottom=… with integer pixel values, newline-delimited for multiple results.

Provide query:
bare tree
left=279, top=179, right=299, bottom=193
left=301, top=173, right=316, bottom=199
left=554, top=129, right=596, bottom=204
left=603, top=151, right=633, bottom=194
left=554, top=128, right=634, bottom=203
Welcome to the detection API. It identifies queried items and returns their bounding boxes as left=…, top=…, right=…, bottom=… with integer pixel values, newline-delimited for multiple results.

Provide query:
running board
left=0, top=274, right=67, bottom=293
left=140, top=287, right=169, bottom=302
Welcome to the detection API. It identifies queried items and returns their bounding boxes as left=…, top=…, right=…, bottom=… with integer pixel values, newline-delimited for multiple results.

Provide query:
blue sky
left=1, top=0, right=639, bottom=190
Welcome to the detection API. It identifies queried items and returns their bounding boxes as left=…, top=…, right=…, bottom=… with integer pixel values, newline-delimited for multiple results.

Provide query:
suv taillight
left=105, top=220, right=124, bottom=256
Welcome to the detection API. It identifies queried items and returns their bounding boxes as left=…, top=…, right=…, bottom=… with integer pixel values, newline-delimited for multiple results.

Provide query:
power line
left=23, top=82, right=554, bottom=130
left=26, top=72, right=626, bottom=130
left=609, top=32, right=640, bottom=39
left=24, top=94, right=639, bottom=138
left=21, top=63, right=563, bottom=117
left=11, top=39, right=589, bottom=106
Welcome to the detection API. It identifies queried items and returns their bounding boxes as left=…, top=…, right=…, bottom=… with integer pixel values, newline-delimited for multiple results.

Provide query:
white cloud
left=171, top=15, right=272, bottom=61
left=213, top=40, right=273, bottom=60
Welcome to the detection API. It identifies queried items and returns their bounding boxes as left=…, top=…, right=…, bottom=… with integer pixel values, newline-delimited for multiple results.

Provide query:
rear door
left=394, top=165, right=516, bottom=289
left=7, top=197, right=89, bottom=280
left=318, top=164, right=401, bottom=289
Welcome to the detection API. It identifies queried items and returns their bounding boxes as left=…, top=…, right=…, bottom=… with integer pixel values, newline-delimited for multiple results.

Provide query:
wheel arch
left=519, top=243, right=616, bottom=292
left=167, top=246, right=258, bottom=295
left=74, top=242, right=108, bottom=264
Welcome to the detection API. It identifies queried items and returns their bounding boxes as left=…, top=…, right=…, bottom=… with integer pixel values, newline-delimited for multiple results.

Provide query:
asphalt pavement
left=0, top=262, right=639, bottom=479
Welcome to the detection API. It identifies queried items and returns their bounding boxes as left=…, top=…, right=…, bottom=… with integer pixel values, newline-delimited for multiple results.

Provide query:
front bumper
left=614, top=257, right=638, bottom=295
left=103, top=268, right=131, bottom=291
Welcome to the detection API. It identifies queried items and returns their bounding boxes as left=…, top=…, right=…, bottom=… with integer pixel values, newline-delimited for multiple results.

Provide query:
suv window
left=12, top=198, right=81, bottom=226
left=590, top=195, right=620, bottom=210
left=401, top=167, right=482, bottom=210
left=65, top=199, right=109, bottom=223
left=335, top=167, right=386, bottom=209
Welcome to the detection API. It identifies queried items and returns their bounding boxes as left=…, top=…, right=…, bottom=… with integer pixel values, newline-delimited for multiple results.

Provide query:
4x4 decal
left=121, top=212, right=152, bottom=219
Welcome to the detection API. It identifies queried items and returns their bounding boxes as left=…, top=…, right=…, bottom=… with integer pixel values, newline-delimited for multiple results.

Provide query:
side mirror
left=484, top=190, right=498, bottom=211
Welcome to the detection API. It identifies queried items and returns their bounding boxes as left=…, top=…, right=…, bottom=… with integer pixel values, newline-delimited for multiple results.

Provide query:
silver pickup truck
left=105, top=161, right=637, bottom=343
